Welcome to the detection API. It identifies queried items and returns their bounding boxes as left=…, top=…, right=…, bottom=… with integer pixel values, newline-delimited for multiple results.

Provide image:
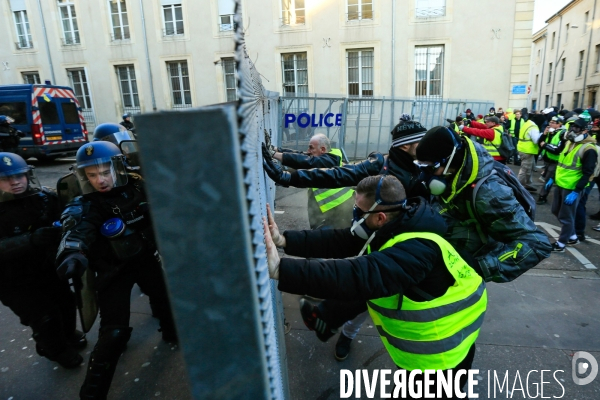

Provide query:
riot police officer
left=55, top=141, right=177, bottom=399
left=92, top=122, right=140, bottom=168
left=0, top=115, right=25, bottom=153
left=119, top=113, right=135, bottom=133
left=0, top=152, right=85, bottom=368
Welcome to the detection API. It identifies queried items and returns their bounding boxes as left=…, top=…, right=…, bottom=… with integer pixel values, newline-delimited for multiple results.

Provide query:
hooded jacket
left=432, top=138, right=552, bottom=283
left=278, top=197, right=455, bottom=302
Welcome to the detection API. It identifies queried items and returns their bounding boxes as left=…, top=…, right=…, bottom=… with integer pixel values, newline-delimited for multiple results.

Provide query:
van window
left=61, top=102, right=80, bottom=124
left=38, top=102, right=60, bottom=124
left=0, top=102, right=27, bottom=124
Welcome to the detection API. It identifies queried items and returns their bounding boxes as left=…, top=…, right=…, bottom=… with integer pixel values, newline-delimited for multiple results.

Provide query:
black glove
left=263, top=159, right=291, bottom=187
left=261, top=142, right=274, bottom=161
left=57, top=253, right=88, bottom=280
left=16, top=130, right=25, bottom=138
left=30, top=227, right=63, bottom=247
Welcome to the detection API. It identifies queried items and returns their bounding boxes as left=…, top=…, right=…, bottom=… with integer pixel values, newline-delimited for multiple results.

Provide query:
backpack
left=467, top=161, right=536, bottom=223
left=490, top=128, right=516, bottom=160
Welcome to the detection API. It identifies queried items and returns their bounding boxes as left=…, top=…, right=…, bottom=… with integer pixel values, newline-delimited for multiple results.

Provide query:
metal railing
left=15, top=39, right=33, bottom=50
left=278, top=94, right=493, bottom=161
left=346, top=11, right=374, bottom=21
left=415, top=7, right=446, bottom=18
left=61, top=36, right=80, bottom=46
left=162, top=27, right=185, bottom=36
left=218, top=14, right=237, bottom=31
left=110, top=31, right=131, bottom=41
left=279, top=16, right=305, bottom=26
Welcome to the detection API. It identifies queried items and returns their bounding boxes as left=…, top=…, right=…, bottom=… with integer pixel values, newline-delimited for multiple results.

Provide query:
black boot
left=590, top=210, right=600, bottom=220
left=536, top=195, right=547, bottom=205
left=31, top=315, right=83, bottom=369
left=79, top=326, right=132, bottom=400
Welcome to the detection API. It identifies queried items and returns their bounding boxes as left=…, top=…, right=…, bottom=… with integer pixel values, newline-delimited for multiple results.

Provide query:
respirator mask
left=566, top=126, right=588, bottom=143
left=414, top=129, right=463, bottom=196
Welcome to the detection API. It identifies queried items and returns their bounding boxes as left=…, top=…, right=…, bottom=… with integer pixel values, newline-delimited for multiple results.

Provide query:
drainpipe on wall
left=549, top=15, right=563, bottom=106
left=390, top=0, right=396, bottom=127
left=537, top=33, right=548, bottom=107
left=139, top=0, right=157, bottom=111
left=36, top=0, right=56, bottom=84
left=581, top=0, right=598, bottom=108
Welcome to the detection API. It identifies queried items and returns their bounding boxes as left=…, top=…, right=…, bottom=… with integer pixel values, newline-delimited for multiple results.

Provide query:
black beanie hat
left=416, top=126, right=462, bottom=165
left=391, top=119, right=427, bottom=147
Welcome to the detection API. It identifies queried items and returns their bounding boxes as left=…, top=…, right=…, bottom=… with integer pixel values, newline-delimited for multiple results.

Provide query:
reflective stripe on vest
left=542, top=129, right=564, bottom=161
left=556, top=143, right=596, bottom=190
left=517, top=120, right=539, bottom=154
left=366, top=232, right=487, bottom=371
left=311, top=148, right=355, bottom=213
left=482, top=126, right=503, bottom=157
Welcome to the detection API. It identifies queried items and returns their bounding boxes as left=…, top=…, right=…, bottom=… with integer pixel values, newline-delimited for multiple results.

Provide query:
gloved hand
left=57, top=253, right=88, bottom=280
left=30, top=226, right=63, bottom=247
left=262, top=155, right=291, bottom=187
left=261, top=142, right=273, bottom=161
left=458, top=125, right=464, bottom=131
left=564, top=191, right=579, bottom=205
left=16, top=130, right=25, bottom=138
left=544, top=178, right=554, bottom=191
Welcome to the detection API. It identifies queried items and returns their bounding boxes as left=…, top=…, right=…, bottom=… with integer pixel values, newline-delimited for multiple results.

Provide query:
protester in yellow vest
left=536, top=116, right=566, bottom=204
left=459, top=116, right=507, bottom=164
left=263, top=175, right=487, bottom=396
left=516, top=109, right=541, bottom=192
left=271, top=133, right=354, bottom=229
left=548, top=118, right=598, bottom=252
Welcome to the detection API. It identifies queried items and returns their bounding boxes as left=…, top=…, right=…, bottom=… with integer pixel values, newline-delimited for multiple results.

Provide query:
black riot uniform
left=0, top=152, right=84, bottom=369
left=56, top=141, right=176, bottom=399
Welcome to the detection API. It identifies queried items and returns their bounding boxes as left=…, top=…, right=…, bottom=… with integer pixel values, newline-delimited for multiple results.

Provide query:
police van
left=0, top=84, right=88, bottom=160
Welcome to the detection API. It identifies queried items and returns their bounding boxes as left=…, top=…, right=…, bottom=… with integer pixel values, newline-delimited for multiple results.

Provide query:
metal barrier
left=279, top=95, right=493, bottom=160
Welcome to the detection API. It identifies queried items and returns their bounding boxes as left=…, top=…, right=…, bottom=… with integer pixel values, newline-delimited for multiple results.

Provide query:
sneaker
left=36, top=344, right=83, bottom=369
left=593, top=224, right=600, bottom=232
left=334, top=333, right=353, bottom=361
left=577, top=234, right=586, bottom=242
left=299, top=298, right=335, bottom=342
left=590, top=212, right=600, bottom=221
left=536, top=195, right=547, bottom=205
left=567, top=238, right=580, bottom=246
left=551, top=242, right=565, bottom=252
left=538, top=176, right=546, bottom=183
left=525, top=185, right=537, bottom=193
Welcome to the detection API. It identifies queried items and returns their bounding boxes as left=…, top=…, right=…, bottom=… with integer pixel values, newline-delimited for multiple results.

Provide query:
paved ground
left=1, top=160, right=600, bottom=399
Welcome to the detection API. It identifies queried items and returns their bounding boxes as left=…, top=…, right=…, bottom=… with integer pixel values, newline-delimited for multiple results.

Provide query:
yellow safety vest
left=366, top=232, right=487, bottom=371
left=556, top=142, right=596, bottom=190
left=482, top=125, right=503, bottom=158
left=542, top=128, right=564, bottom=162
left=517, top=120, right=539, bottom=154
left=311, top=148, right=355, bottom=213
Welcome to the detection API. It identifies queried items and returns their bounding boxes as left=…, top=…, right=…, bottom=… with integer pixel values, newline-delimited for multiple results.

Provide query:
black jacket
left=0, top=189, right=60, bottom=284
left=281, top=151, right=340, bottom=169
left=278, top=197, right=454, bottom=302
left=120, top=120, right=135, bottom=131
left=288, top=149, right=429, bottom=198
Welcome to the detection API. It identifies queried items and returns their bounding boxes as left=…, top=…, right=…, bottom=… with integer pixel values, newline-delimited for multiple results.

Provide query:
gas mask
left=350, top=177, right=407, bottom=240
left=566, top=127, right=588, bottom=143
left=414, top=129, right=463, bottom=196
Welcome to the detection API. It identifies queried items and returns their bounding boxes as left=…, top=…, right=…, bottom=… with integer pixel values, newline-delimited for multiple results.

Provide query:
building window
left=59, top=2, right=80, bottom=45
left=347, top=49, right=374, bottom=114
left=545, top=95, right=549, bottom=108
left=584, top=11, right=589, bottom=33
left=565, top=24, right=569, bottom=42
left=116, top=65, right=140, bottom=113
left=22, top=72, right=40, bottom=84
left=560, top=58, right=566, bottom=81
left=551, top=32, right=555, bottom=49
left=162, top=4, right=184, bottom=35
left=556, top=93, right=562, bottom=108
left=222, top=58, right=238, bottom=102
left=573, top=92, right=580, bottom=109
left=281, top=0, right=305, bottom=26
left=578, top=51, right=584, bottom=77
left=534, top=74, right=539, bottom=91
left=167, top=61, right=192, bottom=108
left=415, top=45, right=443, bottom=98
left=218, top=0, right=237, bottom=31
left=415, top=0, right=445, bottom=18
left=281, top=53, right=308, bottom=96
left=68, top=69, right=93, bottom=109
left=347, top=0, right=373, bottom=21
left=548, top=62, right=553, bottom=83
left=596, top=45, right=600, bottom=73
left=532, top=99, right=537, bottom=111
left=109, top=0, right=130, bottom=40
left=13, top=10, right=33, bottom=49
left=589, top=91, right=597, bottom=108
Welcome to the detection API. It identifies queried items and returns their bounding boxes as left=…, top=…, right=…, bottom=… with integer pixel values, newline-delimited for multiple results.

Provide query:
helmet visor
left=74, top=156, right=128, bottom=194
left=0, top=167, right=42, bottom=202
left=102, top=130, right=136, bottom=146
left=119, top=140, right=141, bottom=168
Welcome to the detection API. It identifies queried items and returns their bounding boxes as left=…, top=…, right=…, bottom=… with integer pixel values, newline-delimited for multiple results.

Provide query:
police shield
left=72, top=269, right=98, bottom=333
left=56, top=172, right=82, bottom=209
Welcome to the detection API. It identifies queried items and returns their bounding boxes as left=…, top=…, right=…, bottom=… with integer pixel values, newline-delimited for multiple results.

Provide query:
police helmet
left=92, top=123, right=135, bottom=146
left=0, top=152, right=41, bottom=202
left=123, top=113, right=131, bottom=120
left=74, top=142, right=128, bottom=194
left=0, top=115, right=15, bottom=125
